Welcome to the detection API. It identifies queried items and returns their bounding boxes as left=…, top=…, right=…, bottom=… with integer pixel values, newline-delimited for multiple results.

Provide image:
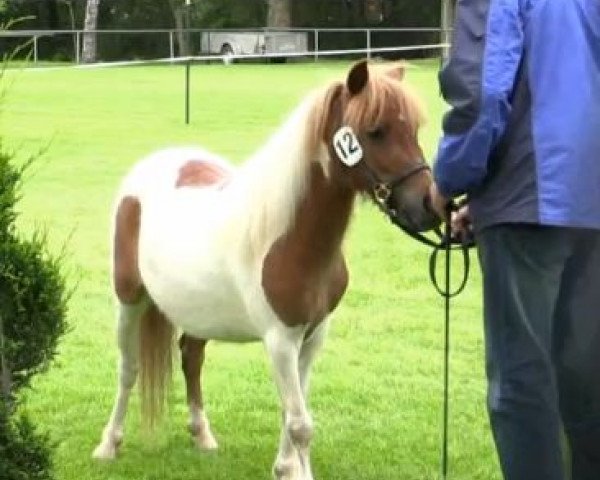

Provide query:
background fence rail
left=0, top=27, right=450, bottom=64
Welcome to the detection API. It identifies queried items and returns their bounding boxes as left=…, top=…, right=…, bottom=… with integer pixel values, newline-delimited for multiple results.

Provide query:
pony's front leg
left=265, top=326, right=314, bottom=480
left=273, top=319, right=329, bottom=479
left=298, top=320, right=330, bottom=397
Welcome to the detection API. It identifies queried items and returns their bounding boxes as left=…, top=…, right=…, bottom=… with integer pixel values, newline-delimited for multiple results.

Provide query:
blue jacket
left=434, top=0, right=600, bottom=231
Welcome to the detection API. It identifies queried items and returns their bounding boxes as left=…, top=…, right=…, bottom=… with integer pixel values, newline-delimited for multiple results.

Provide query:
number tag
left=333, top=126, right=363, bottom=167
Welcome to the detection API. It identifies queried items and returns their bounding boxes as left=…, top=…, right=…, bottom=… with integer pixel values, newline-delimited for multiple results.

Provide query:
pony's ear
left=347, top=60, right=369, bottom=96
left=385, top=63, right=405, bottom=81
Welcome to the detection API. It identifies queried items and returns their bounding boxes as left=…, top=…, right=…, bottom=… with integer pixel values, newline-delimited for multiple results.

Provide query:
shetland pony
left=93, top=61, right=439, bottom=480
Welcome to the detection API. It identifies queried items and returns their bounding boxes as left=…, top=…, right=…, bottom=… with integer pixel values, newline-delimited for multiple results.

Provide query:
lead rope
left=441, top=217, right=452, bottom=480
left=376, top=196, right=473, bottom=479
left=428, top=205, right=472, bottom=480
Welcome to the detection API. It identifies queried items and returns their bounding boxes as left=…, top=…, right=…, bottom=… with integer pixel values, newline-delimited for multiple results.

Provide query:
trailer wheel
left=220, top=44, right=235, bottom=65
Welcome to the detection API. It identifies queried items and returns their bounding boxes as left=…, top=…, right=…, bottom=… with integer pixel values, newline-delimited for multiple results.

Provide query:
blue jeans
left=477, top=225, right=600, bottom=480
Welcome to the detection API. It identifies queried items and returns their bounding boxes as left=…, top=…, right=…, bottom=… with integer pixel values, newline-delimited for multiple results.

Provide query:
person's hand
left=451, top=204, right=473, bottom=241
left=429, top=182, right=450, bottom=222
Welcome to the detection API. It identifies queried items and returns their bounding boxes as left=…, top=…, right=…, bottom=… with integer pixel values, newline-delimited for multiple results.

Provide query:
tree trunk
left=267, top=0, right=291, bottom=28
left=365, top=0, right=383, bottom=24
left=82, top=0, right=100, bottom=64
left=440, top=0, right=456, bottom=62
left=168, top=0, right=190, bottom=57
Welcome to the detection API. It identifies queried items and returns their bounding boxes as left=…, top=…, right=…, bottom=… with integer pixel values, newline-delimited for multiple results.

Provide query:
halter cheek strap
left=332, top=126, right=430, bottom=213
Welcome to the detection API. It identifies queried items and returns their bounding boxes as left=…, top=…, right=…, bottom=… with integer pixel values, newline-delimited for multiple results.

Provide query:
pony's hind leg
left=93, top=297, right=149, bottom=460
left=179, top=334, right=218, bottom=451
left=94, top=194, right=146, bottom=460
left=265, top=325, right=314, bottom=480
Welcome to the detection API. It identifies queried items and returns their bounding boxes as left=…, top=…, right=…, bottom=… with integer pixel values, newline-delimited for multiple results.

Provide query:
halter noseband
left=361, top=158, right=451, bottom=249
left=364, top=159, right=431, bottom=215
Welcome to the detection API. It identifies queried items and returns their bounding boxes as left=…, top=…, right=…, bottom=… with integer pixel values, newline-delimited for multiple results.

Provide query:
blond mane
left=231, top=64, right=425, bottom=262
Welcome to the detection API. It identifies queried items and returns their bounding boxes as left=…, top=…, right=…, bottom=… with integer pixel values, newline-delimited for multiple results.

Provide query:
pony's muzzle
left=390, top=186, right=441, bottom=233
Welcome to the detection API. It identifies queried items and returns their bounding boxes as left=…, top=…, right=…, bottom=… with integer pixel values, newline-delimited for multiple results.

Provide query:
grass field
left=3, top=60, right=499, bottom=480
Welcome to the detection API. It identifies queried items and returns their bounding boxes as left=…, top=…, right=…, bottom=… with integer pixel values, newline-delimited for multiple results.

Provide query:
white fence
left=0, top=27, right=447, bottom=64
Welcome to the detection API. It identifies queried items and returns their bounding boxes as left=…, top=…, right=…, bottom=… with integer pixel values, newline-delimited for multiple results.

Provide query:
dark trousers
left=477, top=224, right=600, bottom=480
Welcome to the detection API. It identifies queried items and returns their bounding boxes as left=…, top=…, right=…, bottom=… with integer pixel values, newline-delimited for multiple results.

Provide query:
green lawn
left=2, top=60, right=499, bottom=480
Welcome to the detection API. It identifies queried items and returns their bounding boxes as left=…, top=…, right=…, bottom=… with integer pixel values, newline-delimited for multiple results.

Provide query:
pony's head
left=310, top=60, right=440, bottom=232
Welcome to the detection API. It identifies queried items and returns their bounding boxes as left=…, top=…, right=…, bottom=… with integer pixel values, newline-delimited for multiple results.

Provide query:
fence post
left=314, top=29, right=319, bottom=62
left=169, top=31, right=175, bottom=59
left=366, top=29, right=371, bottom=59
left=185, top=61, right=191, bottom=124
left=75, top=31, right=81, bottom=64
left=33, top=35, right=39, bottom=63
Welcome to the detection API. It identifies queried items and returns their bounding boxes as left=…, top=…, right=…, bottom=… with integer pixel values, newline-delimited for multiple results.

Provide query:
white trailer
left=200, top=30, right=309, bottom=63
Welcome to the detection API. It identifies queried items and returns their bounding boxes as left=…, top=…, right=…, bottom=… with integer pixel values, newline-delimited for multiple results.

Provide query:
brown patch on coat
left=175, top=160, right=231, bottom=188
left=113, top=195, right=144, bottom=304
left=262, top=164, right=351, bottom=327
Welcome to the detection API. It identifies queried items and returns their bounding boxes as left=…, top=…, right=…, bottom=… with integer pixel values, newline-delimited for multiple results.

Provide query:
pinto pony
left=93, top=61, right=439, bottom=479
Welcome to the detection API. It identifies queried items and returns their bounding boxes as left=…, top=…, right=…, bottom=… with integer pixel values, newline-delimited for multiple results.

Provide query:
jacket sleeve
left=433, top=0, right=525, bottom=197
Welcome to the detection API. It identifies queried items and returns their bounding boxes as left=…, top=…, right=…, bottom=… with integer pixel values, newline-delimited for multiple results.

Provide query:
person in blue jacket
left=429, top=1, right=600, bottom=478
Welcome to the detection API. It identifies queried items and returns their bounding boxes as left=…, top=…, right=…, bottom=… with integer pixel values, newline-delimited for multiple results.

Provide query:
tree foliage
left=0, top=230, right=69, bottom=392
left=194, top=0, right=267, bottom=28
left=0, top=404, right=53, bottom=480
left=0, top=44, right=69, bottom=480
left=0, top=138, right=69, bottom=394
left=0, top=1, right=440, bottom=30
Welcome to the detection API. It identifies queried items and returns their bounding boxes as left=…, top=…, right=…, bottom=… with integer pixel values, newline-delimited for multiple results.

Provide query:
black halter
left=360, top=158, right=442, bottom=243
left=360, top=158, right=475, bottom=294
left=368, top=160, right=432, bottom=212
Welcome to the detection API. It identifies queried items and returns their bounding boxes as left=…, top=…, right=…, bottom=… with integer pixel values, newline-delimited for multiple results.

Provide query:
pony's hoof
left=92, top=442, right=118, bottom=460
left=188, top=421, right=218, bottom=451
left=193, top=432, right=219, bottom=451
left=273, top=459, right=302, bottom=480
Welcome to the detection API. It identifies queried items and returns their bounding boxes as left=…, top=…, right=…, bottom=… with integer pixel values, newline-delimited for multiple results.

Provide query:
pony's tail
left=139, top=303, right=174, bottom=429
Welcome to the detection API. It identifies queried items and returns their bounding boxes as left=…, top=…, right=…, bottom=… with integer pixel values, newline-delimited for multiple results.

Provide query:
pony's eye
left=367, top=127, right=385, bottom=140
